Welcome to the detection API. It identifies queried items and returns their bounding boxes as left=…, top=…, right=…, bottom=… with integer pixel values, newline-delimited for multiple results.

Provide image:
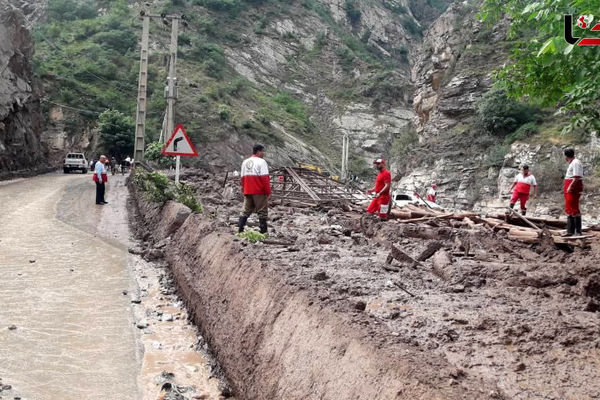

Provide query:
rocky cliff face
left=397, top=1, right=511, bottom=209
left=0, top=2, right=46, bottom=177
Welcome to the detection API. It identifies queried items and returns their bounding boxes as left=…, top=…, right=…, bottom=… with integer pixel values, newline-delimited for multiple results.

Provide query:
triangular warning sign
left=161, top=124, right=198, bottom=157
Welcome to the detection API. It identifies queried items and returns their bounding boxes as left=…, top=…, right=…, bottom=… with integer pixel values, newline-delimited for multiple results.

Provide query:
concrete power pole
left=165, top=18, right=180, bottom=182
left=133, top=12, right=185, bottom=165
left=165, top=18, right=179, bottom=144
left=133, top=15, right=150, bottom=163
left=341, top=134, right=350, bottom=181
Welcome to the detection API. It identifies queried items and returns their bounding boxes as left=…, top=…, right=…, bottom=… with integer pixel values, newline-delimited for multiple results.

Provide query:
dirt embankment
left=129, top=177, right=507, bottom=400
left=130, top=171, right=600, bottom=400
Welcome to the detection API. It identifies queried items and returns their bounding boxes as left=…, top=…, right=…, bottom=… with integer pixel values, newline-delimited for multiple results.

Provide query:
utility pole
left=165, top=18, right=180, bottom=183
left=133, top=15, right=150, bottom=163
left=133, top=11, right=186, bottom=165
left=341, top=133, right=350, bottom=181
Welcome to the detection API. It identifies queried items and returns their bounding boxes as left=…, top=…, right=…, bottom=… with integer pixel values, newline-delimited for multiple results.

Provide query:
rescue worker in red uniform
left=366, top=158, right=392, bottom=219
left=563, top=148, right=584, bottom=236
left=238, top=144, right=271, bottom=234
left=426, top=183, right=437, bottom=203
left=509, top=165, right=537, bottom=216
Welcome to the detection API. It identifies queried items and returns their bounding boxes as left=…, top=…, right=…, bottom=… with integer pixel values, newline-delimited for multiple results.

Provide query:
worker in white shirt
left=509, top=165, right=537, bottom=216
left=563, top=148, right=584, bottom=236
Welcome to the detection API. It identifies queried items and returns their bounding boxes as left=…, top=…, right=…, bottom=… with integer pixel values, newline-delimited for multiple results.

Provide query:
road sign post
left=161, top=124, right=198, bottom=184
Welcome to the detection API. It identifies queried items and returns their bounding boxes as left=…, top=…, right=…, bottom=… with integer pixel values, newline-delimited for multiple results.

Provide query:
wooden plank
left=507, top=207, right=541, bottom=231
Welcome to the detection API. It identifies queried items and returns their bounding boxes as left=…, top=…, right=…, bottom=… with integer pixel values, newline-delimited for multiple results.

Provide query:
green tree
left=48, top=0, right=97, bottom=21
left=479, top=0, right=600, bottom=134
left=98, top=109, right=134, bottom=158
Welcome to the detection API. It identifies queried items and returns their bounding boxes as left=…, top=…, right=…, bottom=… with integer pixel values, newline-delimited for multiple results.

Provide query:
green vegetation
left=133, top=171, right=204, bottom=212
left=35, top=0, right=413, bottom=169
left=98, top=109, right=134, bottom=158
left=236, top=231, right=268, bottom=242
left=477, top=87, right=538, bottom=138
left=344, top=0, right=361, bottom=25
left=48, top=0, right=97, bottom=21
left=144, top=142, right=176, bottom=168
left=480, top=0, right=600, bottom=134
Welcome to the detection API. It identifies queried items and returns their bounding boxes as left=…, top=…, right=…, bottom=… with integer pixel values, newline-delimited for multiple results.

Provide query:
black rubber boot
left=238, top=216, right=248, bottom=233
left=565, top=216, right=574, bottom=236
left=509, top=203, right=515, bottom=209
left=521, top=209, right=527, bottom=216
left=259, top=218, right=268, bottom=234
left=574, top=216, right=582, bottom=236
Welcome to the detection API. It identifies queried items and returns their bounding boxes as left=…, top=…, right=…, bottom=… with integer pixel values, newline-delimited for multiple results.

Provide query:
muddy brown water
left=0, top=173, right=224, bottom=400
left=0, top=173, right=139, bottom=399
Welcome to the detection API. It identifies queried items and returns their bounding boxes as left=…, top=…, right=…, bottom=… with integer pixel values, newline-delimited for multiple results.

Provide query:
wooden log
left=394, top=213, right=453, bottom=224
left=389, top=210, right=412, bottom=219
left=507, top=207, right=541, bottom=231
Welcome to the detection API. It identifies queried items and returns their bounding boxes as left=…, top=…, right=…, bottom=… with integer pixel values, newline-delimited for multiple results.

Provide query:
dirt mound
left=130, top=172, right=600, bottom=400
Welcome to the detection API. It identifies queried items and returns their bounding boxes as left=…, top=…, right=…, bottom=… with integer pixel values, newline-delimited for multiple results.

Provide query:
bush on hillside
left=48, top=0, right=97, bottom=21
left=345, top=0, right=361, bottom=25
left=478, top=87, right=538, bottom=137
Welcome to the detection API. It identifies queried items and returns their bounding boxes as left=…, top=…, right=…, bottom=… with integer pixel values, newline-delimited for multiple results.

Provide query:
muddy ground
left=132, top=170, right=600, bottom=400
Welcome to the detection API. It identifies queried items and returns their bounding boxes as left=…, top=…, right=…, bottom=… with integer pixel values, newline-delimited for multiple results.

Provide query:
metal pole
left=133, top=15, right=150, bottom=162
left=175, top=156, right=181, bottom=184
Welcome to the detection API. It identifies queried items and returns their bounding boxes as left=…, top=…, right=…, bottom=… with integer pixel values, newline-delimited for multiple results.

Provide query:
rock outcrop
left=397, top=1, right=510, bottom=208
left=0, top=2, right=46, bottom=178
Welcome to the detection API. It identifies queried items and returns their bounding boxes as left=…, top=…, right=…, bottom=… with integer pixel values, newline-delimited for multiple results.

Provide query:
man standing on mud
left=366, top=158, right=392, bottom=219
left=238, top=144, right=271, bottom=234
left=563, top=148, right=584, bottom=236
left=93, top=155, right=108, bottom=205
left=508, top=165, right=537, bottom=216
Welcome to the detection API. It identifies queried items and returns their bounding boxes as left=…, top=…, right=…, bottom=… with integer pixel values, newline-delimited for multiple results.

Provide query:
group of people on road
left=90, top=156, right=133, bottom=176
left=236, top=144, right=586, bottom=238
left=90, top=155, right=134, bottom=206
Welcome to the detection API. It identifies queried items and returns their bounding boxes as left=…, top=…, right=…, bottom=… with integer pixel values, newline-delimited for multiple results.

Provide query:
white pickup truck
left=391, top=190, right=443, bottom=210
left=63, top=153, right=88, bottom=174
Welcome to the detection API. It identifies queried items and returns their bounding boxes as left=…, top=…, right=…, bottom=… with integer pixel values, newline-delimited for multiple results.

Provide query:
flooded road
left=0, top=173, right=139, bottom=399
left=0, top=173, right=226, bottom=400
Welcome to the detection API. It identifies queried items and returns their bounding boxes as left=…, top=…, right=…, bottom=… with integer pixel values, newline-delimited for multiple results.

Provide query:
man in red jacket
left=367, top=158, right=392, bottom=219
left=239, top=144, right=271, bottom=234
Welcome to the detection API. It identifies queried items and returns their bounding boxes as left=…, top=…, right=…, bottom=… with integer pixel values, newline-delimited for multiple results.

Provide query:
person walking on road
left=366, top=158, right=392, bottom=219
left=93, top=155, right=108, bottom=205
left=509, top=165, right=537, bottom=216
left=563, top=148, right=584, bottom=236
left=238, top=144, right=271, bottom=234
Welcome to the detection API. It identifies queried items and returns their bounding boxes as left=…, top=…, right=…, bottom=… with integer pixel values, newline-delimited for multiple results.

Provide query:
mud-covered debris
left=432, top=250, right=452, bottom=281
left=312, top=271, right=329, bottom=281
left=136, top=320, right=149, bottom=329
left=584, top=274, right=600, bottom=300
left=584, top=300, right=600, bottom=312
left=7, top=325, right=16, bottom=330
left=417, top=241, right=444, bottom=261
left=386, top=244, right=419, bottom=267
left=515, top=363, right=527, bottom=372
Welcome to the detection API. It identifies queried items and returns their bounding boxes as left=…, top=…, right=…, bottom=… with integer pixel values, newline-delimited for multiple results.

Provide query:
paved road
left=0, top=173, right=140, bottom=400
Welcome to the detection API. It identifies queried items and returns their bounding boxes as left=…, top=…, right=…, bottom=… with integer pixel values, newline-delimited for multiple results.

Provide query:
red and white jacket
left=240, top=155, right=271, bottom=195
left=513, top=173, right=537, bottom=194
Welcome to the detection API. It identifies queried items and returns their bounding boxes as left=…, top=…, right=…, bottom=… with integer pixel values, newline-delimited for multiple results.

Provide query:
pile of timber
left=389, top=205, right=598, bottom=245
